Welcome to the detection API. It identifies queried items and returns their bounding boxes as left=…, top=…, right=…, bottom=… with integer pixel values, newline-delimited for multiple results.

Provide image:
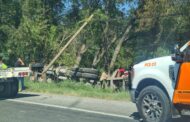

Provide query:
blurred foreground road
left=0, top=92, right=189, bottom=122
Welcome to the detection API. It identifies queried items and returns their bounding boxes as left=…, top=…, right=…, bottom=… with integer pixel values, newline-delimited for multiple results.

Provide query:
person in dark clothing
left=15, top=58, right=25, bottom=91
left=15, top=58, right=25, bottom=67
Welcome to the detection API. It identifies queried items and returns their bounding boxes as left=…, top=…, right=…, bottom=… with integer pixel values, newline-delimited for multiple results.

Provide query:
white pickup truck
left=0, top=67, right=30, bottom=98
left=129, top=41, right=190, bottom=122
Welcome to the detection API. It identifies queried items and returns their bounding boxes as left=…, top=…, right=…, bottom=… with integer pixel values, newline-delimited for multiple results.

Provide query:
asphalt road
left=0, top=93, right=190, bottom=122
left=0, top=100, right=136, bottom=122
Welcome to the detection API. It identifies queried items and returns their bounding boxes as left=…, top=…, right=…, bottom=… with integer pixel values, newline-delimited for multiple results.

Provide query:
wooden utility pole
left=42, top=14, right=94, bottom=74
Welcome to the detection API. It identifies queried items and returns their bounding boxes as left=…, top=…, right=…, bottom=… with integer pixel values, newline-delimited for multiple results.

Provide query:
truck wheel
left=10, top=79, right=19, bottom=97
left=68, top=71, right=82, bottom=77
left=71, top=68, right=98, bottom=74
left=136, top=86, right=171, bottom=122
left=0, top=82, right=11, bottom=98
left=81, top=73, right=98, bottom=80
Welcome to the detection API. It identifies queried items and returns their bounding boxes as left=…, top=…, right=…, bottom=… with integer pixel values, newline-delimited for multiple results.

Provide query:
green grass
left=24, top=79, right=130, bottom=101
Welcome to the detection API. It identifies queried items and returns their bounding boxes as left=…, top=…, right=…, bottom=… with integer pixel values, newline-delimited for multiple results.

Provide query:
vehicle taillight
left=19, top=72, right=28, bottom=76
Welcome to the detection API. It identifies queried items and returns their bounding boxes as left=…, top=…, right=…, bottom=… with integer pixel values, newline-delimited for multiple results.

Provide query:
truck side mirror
left=172, top=44, right=183, bottom=63
left=171, top=54, right=183, bottom=63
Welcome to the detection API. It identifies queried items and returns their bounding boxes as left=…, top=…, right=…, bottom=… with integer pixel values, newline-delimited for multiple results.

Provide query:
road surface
left=0, top=100, right=136, bottom=122
left=0, top=92, right=189, bottom=122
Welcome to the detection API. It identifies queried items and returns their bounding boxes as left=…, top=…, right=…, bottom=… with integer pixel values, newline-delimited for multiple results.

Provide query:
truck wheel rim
left=142, top=93, right=163, bottom=121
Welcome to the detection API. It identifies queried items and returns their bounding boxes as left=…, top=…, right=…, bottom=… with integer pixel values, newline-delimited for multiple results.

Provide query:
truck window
left=183, top=47, right=190, bottom=62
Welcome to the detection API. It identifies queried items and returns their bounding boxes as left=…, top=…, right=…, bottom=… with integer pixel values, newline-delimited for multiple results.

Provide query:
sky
left=63, top=0, right=138, bottom=16
left=117, top=1, right=138, bottom=16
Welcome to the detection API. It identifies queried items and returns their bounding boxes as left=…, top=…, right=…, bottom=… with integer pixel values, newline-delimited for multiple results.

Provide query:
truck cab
left=129, top=41, right=190, bottom=122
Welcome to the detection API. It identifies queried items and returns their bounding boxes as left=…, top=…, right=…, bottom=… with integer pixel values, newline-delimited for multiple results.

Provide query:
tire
left=0, top=82, right=11, bottom=98
left=71, top=68, right=98, bottom=74
left=46, top=70, right=55, bottom=75
left=136, top=86, right=171, bottom=122
left=69, top=71, right=82, bottom=77
left=31, top=63, right=44, bottom=73
left=31, top=63, right=43, bottom=68
left=81, top=73, right=98, bottom=80
left=68, top=71, right=98, bottom=80
left=10, top=78, right=19, bottom=97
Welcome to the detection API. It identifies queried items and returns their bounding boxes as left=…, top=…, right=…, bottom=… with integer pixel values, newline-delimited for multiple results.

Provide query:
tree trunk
left=102, top=21, right=109, bottom=70
left=74, top=44, right=87, bottom=67
left=108, top=25, right=132, bottom=73
left=92, top=34, right=117, bottom=67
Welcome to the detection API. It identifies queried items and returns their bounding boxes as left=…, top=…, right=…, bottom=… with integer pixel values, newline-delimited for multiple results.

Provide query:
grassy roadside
left=24, top=79, right=130, bottom=101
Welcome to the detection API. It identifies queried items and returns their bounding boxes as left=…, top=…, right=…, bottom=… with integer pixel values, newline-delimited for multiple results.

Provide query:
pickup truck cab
left=129, top=41, right=190, bottom=122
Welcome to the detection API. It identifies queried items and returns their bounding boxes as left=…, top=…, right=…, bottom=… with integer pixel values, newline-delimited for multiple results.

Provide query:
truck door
left=173, top=46, right=190, bottom=104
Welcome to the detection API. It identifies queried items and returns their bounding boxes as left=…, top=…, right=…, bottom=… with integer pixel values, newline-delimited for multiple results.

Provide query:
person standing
left=0, top=56, right=8, bottom=70
left=115, top=68, right=125, bottom=78
left=100, top=71, right=108, bottom=89
left=15, top=57, right=25, bottom=91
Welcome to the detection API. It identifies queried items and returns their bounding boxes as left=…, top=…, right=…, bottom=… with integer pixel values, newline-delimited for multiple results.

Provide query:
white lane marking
left=7, top=99, right=133, bottom=120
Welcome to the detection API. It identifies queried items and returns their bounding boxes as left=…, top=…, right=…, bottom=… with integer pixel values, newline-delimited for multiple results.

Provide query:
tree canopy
left=1, top=0, right=190, bottom=71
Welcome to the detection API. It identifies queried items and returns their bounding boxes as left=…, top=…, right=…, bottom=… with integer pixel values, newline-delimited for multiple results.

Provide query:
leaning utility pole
left=42, top=14, right=94, bottom=74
